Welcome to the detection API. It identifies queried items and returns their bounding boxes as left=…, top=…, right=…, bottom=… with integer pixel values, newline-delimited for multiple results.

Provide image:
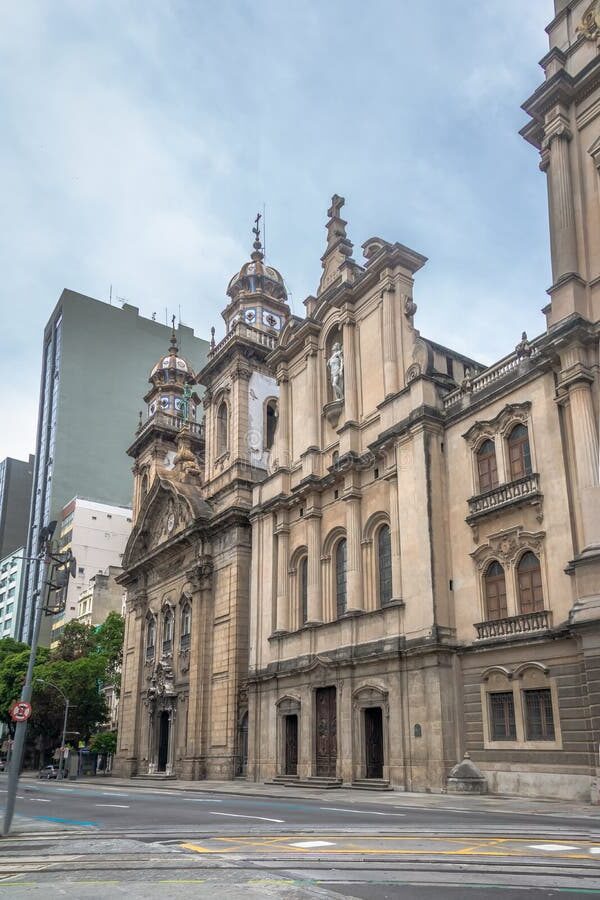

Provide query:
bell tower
left=129, top=322, right=202, bottom=522
left=198, top=216, right=290, bottom=491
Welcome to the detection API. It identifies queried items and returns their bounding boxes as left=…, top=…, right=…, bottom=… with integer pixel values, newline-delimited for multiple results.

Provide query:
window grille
left=524, top=688, right=555, bottom=741
left=489, top=691, right=516, bottom=740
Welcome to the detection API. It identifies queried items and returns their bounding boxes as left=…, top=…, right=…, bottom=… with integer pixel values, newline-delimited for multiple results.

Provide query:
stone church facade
left=115, top=0, right=600, bottom=802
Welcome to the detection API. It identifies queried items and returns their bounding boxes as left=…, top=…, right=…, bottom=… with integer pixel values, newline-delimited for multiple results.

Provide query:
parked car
left=38, top=765, right=64, bottom=780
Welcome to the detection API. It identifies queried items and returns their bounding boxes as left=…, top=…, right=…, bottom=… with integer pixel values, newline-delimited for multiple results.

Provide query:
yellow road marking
left=181, top=841, right=237, bottom=854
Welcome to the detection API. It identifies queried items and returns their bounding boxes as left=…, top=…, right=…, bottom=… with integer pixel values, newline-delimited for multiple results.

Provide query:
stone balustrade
left=467, top=473, right=541, bottom=522
left=475, top=609, right=551, bottom=640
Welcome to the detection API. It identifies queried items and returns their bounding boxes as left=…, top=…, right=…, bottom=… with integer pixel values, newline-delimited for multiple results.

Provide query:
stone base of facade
left=481, top=766, right=593, bottom=803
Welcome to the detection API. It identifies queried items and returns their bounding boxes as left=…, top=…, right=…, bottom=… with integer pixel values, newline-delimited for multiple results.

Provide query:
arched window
left=335, top=538, right=347, bottom=618
left=477, top=439, right=499, bottom=493
left=180, top=602, right=191, bottom=649
left=146, top=617, right=156, bottom=660
left=507, top=424, right=532, bottom=480
left=299, top=556, right=308, bottom=625
left=217, top=401, right=228, bottom=456
left=377, top=525, right=392, bottom=606
left=162, top=608, right=173, bottom=654
left=484, top=561, right=507, bottom=621
left=141, top=471, right=149, bottom=501
left=265, top=400, right=278, bottom=450
left=517, top=552, right=544, bottom=614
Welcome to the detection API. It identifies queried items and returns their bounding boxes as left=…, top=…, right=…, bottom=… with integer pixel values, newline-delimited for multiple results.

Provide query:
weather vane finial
left=252, top=212, right=262, bottom=250
left=169, top=314, right=178, bottom=354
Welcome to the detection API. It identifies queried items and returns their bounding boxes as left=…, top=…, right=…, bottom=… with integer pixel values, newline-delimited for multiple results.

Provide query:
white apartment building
left=0, top=548, right=24, bottom=640
left=51, top=498, right=132, bottom=645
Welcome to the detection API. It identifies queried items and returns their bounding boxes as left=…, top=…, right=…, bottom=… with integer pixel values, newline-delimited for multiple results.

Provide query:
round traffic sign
left=9, top=701, right=32, bottom=722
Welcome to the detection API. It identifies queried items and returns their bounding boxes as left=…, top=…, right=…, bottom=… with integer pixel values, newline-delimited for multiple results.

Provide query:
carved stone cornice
left=471, top=527, right=545, bottom=571
left=462, top=402, right=531, bottom=449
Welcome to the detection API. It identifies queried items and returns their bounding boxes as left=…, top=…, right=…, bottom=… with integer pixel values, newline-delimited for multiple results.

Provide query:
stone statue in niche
left=327, top=341, right=344, bottom=401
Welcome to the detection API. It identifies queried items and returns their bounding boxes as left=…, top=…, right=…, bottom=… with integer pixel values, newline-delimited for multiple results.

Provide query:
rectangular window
left=488, top=691, right=516, bottom=740
left=524, top=689, right=555, bottom=741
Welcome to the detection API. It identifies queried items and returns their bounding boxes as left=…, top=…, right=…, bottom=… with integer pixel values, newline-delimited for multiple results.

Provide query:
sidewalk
left=20, top=771, right=598, bottom=820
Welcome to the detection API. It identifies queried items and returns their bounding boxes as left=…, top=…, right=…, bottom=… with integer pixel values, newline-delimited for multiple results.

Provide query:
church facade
left=115, top=0, right=600, bottom=802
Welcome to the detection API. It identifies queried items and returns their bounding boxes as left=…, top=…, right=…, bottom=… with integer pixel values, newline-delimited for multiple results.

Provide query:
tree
left=0, top=639, right=50, bottom=737
left=93, top=612, right=125, bottom=693
left=89, top=731, right=117, bottom=755
left=51, top=620, right=95, bottom=661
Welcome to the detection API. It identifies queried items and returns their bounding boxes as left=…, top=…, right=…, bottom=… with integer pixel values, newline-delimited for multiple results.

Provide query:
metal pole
left=59, top=699, right=69, bottom=779
left=2, top=586, right=43, bottom=836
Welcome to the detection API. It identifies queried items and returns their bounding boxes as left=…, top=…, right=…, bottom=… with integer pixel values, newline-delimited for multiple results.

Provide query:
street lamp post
left=35, top=679, right=69, bottom=779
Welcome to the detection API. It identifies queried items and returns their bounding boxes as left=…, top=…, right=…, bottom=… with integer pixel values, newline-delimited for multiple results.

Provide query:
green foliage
left=0, top=640, right=49, bottom=736
left=51, top=620, right=95, bottom=661
left=93, top=612, right=125, bottom=694
left=89, top=730, right=117, bottom=755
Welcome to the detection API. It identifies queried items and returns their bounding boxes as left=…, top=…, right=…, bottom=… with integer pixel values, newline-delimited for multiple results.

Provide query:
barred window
left=524, top=688, right=555, bottom=741
left=146, top=618, right=156, bottom=660
left=489, top=691, right=516, bottom=740
left=377, top=525, right=392, bottom=606
left=180, top=603, right=191, bottom=649
left=335, top=539, right=347, bottom=618
left=299, top=556, right=308, bottom=625
left=163, top=608, right=173, bottom=653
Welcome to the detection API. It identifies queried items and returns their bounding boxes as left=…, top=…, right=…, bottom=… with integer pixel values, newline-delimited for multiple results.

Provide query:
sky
left=0, top=0, right=552, bottom=461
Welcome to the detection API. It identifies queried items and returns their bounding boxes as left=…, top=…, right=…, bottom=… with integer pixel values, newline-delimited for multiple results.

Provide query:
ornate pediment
left=462, top=402, right=531, bottom=449
left=471, top=527, right=545, bottom=570
left=577, top=0, right=600, bottom=45
left=123, top=477, right=211, bottom=570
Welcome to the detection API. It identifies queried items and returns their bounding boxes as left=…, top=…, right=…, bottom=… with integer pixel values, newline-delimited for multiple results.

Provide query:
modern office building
left=50, top=497, right=131, bottom=646
left=17, top=291, right=209, bottom=645
left=0, top=548, right=24, bottom=640
left=0, top=456, right=34, bottom=559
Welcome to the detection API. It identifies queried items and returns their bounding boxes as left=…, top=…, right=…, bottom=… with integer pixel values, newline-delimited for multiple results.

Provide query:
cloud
left=0, top=0, right=553, bottom=460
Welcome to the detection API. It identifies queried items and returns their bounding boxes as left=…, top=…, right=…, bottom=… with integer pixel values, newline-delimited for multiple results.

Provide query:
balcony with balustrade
left=466, top=473, right=542, bottom=524
left=474, top=609, right=552, bottom=641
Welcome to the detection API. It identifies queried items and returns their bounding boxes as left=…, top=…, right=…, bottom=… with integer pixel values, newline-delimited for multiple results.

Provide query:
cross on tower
left=253, top=212, right=262, bottom=248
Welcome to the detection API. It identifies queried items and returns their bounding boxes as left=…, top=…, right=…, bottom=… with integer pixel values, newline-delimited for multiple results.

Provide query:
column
left=382, top=288, right=398, bottom=397
left=306, top=512, right=322, bottom=623
left=305, top=349, right=319, bottom=450
left=343, top=319, right=358, bottom=422
left=568, top=378, right=600, bottom=552
left=345, top=494, right=364, bottom=612
left=544, top=123, right=578, bottom=281
left=276, top=372, right=290, bottom=468
left=388, top=474, right=403, bottom=600
left=275, top=526, right=290, bottom=633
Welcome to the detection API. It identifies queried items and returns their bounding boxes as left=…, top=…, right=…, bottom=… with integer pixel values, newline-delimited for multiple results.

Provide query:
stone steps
left=270, top=775, right=342, bottom=789
left=351, top=778, right=393, bottom=791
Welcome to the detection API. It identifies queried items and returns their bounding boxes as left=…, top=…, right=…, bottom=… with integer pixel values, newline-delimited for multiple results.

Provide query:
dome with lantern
left=226, top=215, right=288, bottom=305
left=149, top=329, right=196, bottom=384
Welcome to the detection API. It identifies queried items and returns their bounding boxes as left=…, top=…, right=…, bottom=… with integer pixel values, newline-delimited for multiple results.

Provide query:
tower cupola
left=222, top=214, right=289, bottom=336
left=145, top=321, right=200, bottom=421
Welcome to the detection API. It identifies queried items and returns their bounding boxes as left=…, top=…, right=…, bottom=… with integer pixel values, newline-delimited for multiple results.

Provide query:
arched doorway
left=157, top=711, right=170, bottom=773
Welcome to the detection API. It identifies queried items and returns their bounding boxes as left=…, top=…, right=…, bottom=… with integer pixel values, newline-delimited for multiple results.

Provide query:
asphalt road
left=1, top=778, right=599, bottom=898
left=3, top=778, right=598, bottom=834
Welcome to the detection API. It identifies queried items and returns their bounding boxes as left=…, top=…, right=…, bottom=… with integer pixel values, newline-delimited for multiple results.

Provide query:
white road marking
left=30, top=798, right=51, bottom=803
left=56, top=788, right=75, bottom=792
left=209, top=812, right=284, bottom=823
left=320, top=807, right=405, bottom=817
left=589, top=847, right=600, bottom=854
left=95, top=804, right=130, bottom=809
left=529, top=843, right=580, bottom=852
left=184, top=798, right=222, bottom=803
left=100, top=792, right=129, bottom=797
left=290, top=840, right=335, bottom=848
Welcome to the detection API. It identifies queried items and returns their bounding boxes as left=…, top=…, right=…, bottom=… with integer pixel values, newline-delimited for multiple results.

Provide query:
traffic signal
left=43, top=549, right=77, bottom=615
